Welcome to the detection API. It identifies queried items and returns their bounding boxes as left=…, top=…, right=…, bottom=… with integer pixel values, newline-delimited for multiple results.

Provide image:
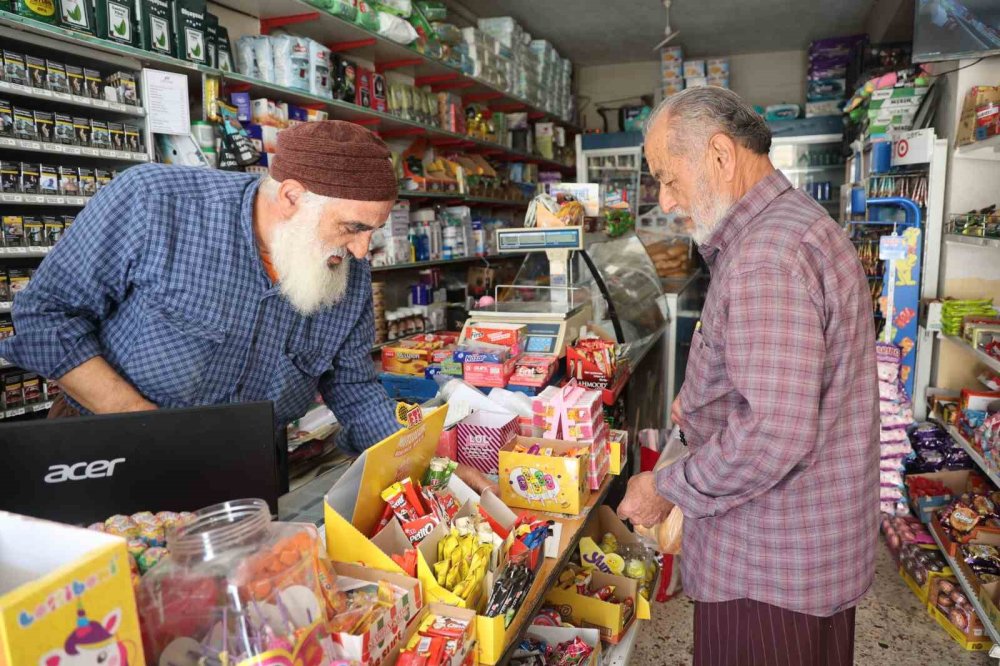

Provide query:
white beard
left=677, top=171, right=734, bottom=246
left=269, top=204, right=351, bottom=317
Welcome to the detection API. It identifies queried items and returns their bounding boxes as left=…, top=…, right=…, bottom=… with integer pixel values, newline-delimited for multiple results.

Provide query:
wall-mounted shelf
left=0, top=193, right=90, bottom=206
left=955, top=134, right=1000, bottom=162
left=0, top=136, right=147, bottom=162
left=0, top=80, right=143, bottom=116
left=944, top=234, right=1000, bottom=250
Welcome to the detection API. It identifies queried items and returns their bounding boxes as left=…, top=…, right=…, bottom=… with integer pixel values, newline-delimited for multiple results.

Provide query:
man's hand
left=671, top=396, right=683, bottom=427
left=617, top=471, right=675, bottom=528
left=58, top=357, right=157, bottom=415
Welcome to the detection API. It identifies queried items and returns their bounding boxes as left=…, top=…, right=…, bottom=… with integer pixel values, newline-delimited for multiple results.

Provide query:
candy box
left=978, top=580, right=1000, bottom=638
left=608, top=429, right=628, bottom=475
left=327, top=561, right=422, bottom=665
left=524, top=626, right=602, bottom=666
left=463, top=356, right=516, bottom=389
left=905, top=470, right=983, bottom=523
left=508, top=354, right=557, bottom=388
left=463, top=322, right=527, bottom=351
left=390, top=603, right=477, bottom=666
left=453, top=344, right=511, bottom=365
left=0, top=511, right=145, bottom=666
left=567, top=340, right=619, bottom=389
left=456, top=410, right=518, bottom=475
left=498, top=435, right=590, bottom=515
left=544, top=570, right=643, bottom=644
left=584, top=422, right=610, bottom=491
left=927, top=575, right=990, bottom=650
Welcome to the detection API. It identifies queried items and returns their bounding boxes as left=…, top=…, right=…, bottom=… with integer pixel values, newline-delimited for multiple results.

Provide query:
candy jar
left=136, top=499, right=331, bottom=665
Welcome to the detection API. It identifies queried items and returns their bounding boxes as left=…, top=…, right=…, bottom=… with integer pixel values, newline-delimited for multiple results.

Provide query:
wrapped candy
left=137, top=547, right=168, bottom=574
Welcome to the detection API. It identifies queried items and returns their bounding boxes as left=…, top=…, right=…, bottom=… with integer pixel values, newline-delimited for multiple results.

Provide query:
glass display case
left=770, top=133, right=845, bottom=220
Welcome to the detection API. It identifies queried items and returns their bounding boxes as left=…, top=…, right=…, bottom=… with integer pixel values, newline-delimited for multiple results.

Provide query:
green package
left=172, top=0, right=206, bottom=64
left=327, top=0, right=357, bottom=21
left=95, top=0, right=137, bottom=46
left=354, top=0, right=378, bottom=31
left=203, top=11, right=217, bottom=68
left=12, top=0, right=58, bottom=23
left=136, top=0, right=173, bottom=55
left=416, top=1, right=446, bottom=21
left=216, top=25, right=233, bottom=71
left=58, top=0, right=94, bottom=33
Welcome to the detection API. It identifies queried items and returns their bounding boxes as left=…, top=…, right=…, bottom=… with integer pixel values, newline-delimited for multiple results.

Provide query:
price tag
left=0, top=302, right=11, bottom=310
left=9, top=84, right=30, bottom=95
left=26, top=195, right=42, bottom=203
left=35, top=88, right=52, bottom=98
left=0, top=194, right=18, bottom=203
left=13, top=247, right=27, bottom=254
left=879, top=235, right=908, bottom=261
left=82, top=147, right=99, bottom=156
left=8, top=408, right=25, bottom=417
left=64, top=145, right=82, bottom=155
left=54, top=196, right=66, bottom=204
left=0, top=81, right=8, bottom=91
left=0, top=137, right=15, bottom=147
left=25, top=141, right=43, bottom=151
left=52, top=92, right=71, bottom=102
left=92, top=99, right=110, bottom=108
left=32, top=402, right=50, bottom=412
left=100, top=149, right=115, bottom=158
left=136, top=153, right=148, bottom=162
left=28, top=246, right=45, bottom=253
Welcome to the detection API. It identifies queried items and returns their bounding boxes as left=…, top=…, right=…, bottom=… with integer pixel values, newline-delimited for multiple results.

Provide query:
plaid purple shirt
left=657, top=170, right=880, bottom=617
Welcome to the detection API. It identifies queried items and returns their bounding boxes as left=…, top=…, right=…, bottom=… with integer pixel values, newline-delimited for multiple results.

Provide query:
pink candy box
left=508, top=354, right=558, bottom=388
left=463, top=357, right=516, bottom=388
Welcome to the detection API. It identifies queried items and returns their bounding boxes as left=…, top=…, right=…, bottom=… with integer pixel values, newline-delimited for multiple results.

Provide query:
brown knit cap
left=270, top=120, right=398, bottom=201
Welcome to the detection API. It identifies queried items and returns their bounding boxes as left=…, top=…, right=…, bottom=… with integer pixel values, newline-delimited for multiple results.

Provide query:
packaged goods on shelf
left=957, top=87, right=1000, bottom=147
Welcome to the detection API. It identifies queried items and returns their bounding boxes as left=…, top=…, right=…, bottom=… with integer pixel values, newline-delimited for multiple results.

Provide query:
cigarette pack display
left=0, top=100, right=11, bottom=136
left=3, top=372, right=22, bottom=409
left=498, top=435, right=590, bottom=515
left=0, top=272, right=9, bottom=301
left=22, top=373, right=41, bottom=404
left=65, top=64, right=85, bottom=97
left=25, top=55, right=46, bottom=89
left=44, top=60, right=69, bottom=94
left=106, top=71, right=138, bottom=105
left=57, top=166, right=79, bottom=196
left=61, top=215, right=75, bottom=231
left=83, top=68, right=102, bottom=99
left=44, top=217, right=63, bottom=244
left=90, top=119, right=110, bottom=148
left=33, top=110, right=53, bottom=143
left=12, top=107, right=35, bottom=139
left=456, top=410, right=518, bottom=476
left=336, top=57, right=357, bottom=103
left=59, top=0, right=96, bottom=34
left=7, top=268, right=29, bottom=297
left=95, top=169, right=112, bottom=190
left=0, top=162, right=17, bottom=192
left=356, top=66, right=373, bottom=108
left=53, top=113, right=74, bottom=144
left=23, top=217, right=44, bottom=245
left=108, top=122, right=125, bottom=151
left=204, top=11, right=219, bottom=68
left=77, top=167, right=96, bottom=196
left=0, top=316, right=12, bottom=340
left=38, top=165, right=58, bottom=195
left=124, top=124, right=142, bottom=153
left=2, top=51, right=29, bottom=87
left=2, top=216, right=23, bottom=246
left=72, top=116, right=90, bottom=145
left=19, top=163, right=38, bottom=194
left=95, top=0, right=137, bottom=47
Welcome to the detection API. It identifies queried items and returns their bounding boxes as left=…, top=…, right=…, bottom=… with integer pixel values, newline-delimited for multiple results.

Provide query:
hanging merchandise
left=95, top=0, right=137, bottom=47
left=216, top=101, right=260, bottom=168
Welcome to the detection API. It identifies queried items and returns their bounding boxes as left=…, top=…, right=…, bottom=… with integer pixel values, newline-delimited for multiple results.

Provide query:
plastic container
left=136, top=499, right=332, bottom=664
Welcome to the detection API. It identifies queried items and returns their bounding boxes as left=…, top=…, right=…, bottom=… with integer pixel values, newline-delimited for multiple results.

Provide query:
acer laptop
left=0, top=402, right=280, bottom=525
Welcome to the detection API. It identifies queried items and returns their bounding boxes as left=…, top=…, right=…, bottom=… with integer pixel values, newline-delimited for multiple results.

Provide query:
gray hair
left=645, top=87, right=772, bottom=156
left=260, top=176, right=333, bottom=207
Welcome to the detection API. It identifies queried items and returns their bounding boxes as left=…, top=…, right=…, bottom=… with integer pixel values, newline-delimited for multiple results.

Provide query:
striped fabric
left=456, top=412, right=518, bottom=474
left=694, top=599, right=856, bottom=666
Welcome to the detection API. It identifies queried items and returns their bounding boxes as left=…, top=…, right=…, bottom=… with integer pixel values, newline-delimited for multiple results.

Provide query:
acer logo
left=44, top=458, right=126, bottom=484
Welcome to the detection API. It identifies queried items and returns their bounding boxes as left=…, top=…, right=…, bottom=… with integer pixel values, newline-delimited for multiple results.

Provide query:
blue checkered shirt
left=0, top=163, right=399, bottom=452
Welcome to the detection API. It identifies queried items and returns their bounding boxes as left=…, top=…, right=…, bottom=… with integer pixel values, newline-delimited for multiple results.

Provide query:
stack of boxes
left=806, top=36, right=864, bottom=118
left=473, top=16, right=574, bottom=123
left=865, top=82, right=928, bottom=141
left=660, top=47, right=730, bottom=99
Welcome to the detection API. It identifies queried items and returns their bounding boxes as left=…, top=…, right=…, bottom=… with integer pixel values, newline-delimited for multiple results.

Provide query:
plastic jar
left=136, top=499, right=333, bottom=664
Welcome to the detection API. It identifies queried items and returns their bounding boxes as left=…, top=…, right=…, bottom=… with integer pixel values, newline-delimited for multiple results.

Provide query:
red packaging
left=567, top=339, right=620, bottom=387
left=371, top=72, right=388, bottom=112
left=401, top=514, right=440, bottom=544
left=508, top=354, right=557, bottom=387
left=372, top=501, right=395, bottom=536
left=355, top=67, right=372, bottom=108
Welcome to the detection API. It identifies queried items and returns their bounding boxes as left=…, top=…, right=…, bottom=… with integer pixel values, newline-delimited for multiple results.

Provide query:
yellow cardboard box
left=525, top=626, right=603, bottom=666
left=0, top=511, right=145, bottom=666
left=385, top=603, right=478, bottom=666
left=608, top=429, right=628, bottom=475
left=498, top=436, right=591, bottom=515
left=544, top=570, right=644, bottom=644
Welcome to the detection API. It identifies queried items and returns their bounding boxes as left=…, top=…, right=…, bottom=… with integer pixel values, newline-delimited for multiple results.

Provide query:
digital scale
left=460, top=226, right=593, bottom=357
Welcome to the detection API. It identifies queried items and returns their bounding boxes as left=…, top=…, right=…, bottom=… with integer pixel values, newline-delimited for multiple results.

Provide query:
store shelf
left=941, top=334, right=1000, bottom=374
left=945, top=234, right=1000, bottom=250
left=0, top=246, right=51, bottom=258
left=0, top=80, right=144, bottom=116
left=778, top=164, right=844, bottom=175
left=771, top=133, right=843, bottom=145
left=396, top=191, right=531, bottom=207
left=371, top=253, right=522, bottom=272
left=206, top=0, right=580, bottom=132
left=955, top=134, right=1000, bottom=162
left=0, top=400, right=53, bottom=420
left=0, top=302, right=10, bottom=313
left=929, top=520, right=1000, bottom=659
left=0, top=136, right=148, bottom=162
left=463, top=196, right=531, bottom=207
left=946, top=424, right=1000, bottom=489
left=0, top=193, right=90, bottom=206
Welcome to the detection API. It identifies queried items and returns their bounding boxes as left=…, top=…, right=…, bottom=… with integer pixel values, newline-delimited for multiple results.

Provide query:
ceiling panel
left=445, top=0, right=873, bottom=65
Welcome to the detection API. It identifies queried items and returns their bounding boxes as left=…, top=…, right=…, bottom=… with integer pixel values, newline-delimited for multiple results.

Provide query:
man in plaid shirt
left=618, top=88, right=879, bottom=665
left=0, top=121, right=402, bottom=452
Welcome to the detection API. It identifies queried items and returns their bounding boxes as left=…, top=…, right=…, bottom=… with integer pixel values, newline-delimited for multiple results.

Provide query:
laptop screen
left=0, top=402, right=278, bottom=525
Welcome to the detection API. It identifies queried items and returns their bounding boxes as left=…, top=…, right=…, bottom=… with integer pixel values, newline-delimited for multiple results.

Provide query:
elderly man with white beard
left=0, top=121, right=404, bottom=452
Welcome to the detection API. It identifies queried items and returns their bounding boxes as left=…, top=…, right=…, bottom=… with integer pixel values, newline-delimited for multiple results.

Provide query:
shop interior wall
left=928, top=55, right=1000, bottom=391
left=576, top=50, right=807, bottom=132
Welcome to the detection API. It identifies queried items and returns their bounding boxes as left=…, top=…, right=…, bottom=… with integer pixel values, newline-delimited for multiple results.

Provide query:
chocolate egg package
left=136, top=499, right=342, bottom=664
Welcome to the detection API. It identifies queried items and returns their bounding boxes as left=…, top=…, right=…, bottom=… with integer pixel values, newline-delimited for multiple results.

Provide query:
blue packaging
left=453, top=348, right=508, bottom=364
left=230, top=92, right=251, bottom=122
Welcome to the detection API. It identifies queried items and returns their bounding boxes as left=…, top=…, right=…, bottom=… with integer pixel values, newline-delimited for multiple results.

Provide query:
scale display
left=496, top=227, right=584, bottom=252
left=522, top=323, right=563, bottom=354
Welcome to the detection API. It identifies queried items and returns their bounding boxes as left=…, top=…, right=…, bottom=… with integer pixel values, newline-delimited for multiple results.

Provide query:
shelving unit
left=0, top=400, right=53, bottom=420
left=941, top=335, right=1000, bottom=374
left=955, top=134, right=1000, bottom=162
left=929, top=522, right=1000, bottom=660
left=0, top=247, right=51, bottom=258
left=945, top=234, right=1000, bottom=250
left=371, top=253, right=523, bottom=273
left=0, top=137, right=148, bottom=162
left=0, top=80, right=143, bottom=115
left=397, top=191, right=531, bottom=207
left=947, top=424, right=1000, bottom=488
left=0, top=193, right=90, bottom=206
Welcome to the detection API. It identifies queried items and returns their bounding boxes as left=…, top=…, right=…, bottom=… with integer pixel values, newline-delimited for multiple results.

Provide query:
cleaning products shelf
left=206, top=0, right=581, bottom=132
left=929, top=522, right=1000, bottom=659
left=940, top=334, right=1000, bottom=374
left=955, top=134, right=1000, bottom=162
left=0, top=80, right=144, bottom=116
left=945, top=234, right=1000, bottom=250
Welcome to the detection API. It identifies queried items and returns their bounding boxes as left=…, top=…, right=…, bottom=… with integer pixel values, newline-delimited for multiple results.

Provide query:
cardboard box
left=905, top=470, right=986, bottom=523
left=463, top=322, right=527, bottom=350
left=608, top=429, right=628, bottom=475
left=928, top=575, right=990, bottom=650
left=394, top=603, right=478, bottom=666
left=382, top=334, right=457, bottom=377
left=456, top=410, right=518, bottom=475
left=463, top=357, right=516, bottom=388
left=900, top=566, right=929, bottom=605
left=328, top=562, right=422, bottom=664
left=978, top=580, right=1000, bottom=638
left=498, top=435, right=590, bottom=515
left=957, top=86, right=1000, bottom=146
left=544, top=570, right=638, bottom=644
left=508, top=354, right=557, bottom=388
left=683, top=59, right=706, bottom=78
left=524, top=626, right=602, bottom=665
left=585, top=422, right=610, bottom=490
left=0, top=511, right=145, bottom=666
